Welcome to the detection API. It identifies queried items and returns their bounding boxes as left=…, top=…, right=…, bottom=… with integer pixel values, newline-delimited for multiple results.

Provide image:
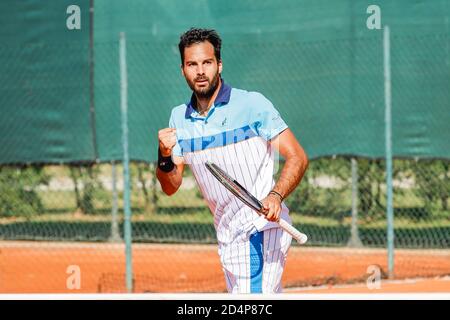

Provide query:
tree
left=414, top=160, right=449, bottom=212
left=68, top=164, right=106, bottom=215
left=133, top=162, right=158, bottom=213
left=0, top=165, right=50, bottom=218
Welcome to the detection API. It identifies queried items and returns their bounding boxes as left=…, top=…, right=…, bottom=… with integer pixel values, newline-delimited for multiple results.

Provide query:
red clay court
left=1, top=241, right=448, bottom=294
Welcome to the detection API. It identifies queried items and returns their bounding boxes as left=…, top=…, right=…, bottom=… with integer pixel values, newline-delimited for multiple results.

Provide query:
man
left=156, top=28, right=308, bottom=293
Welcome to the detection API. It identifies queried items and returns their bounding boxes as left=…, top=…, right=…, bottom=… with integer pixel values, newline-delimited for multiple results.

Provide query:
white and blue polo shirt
left=169, top=80, right=292, bottom=245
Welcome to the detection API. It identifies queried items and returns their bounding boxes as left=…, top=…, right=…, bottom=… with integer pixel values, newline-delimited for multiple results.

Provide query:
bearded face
left=186, top=69, right=220, bottom=99
left=182, top=41, right=223, bottom=100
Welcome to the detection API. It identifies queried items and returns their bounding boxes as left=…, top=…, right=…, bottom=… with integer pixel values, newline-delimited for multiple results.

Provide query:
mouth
left=195, top=79, right=209, bottom=86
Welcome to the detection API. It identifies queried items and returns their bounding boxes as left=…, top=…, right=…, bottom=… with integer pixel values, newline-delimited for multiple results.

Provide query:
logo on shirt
left=221, top=118, right=227, bottom=126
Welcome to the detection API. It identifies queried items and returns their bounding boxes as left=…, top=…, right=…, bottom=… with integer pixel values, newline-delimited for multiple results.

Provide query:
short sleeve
left=168, top=111, right=183, bottom=157
left=251, top=92, right=288, bottom=141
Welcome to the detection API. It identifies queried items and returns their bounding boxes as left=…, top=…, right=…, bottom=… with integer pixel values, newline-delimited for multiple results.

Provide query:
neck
left=196, top=78, right=222, bottom=116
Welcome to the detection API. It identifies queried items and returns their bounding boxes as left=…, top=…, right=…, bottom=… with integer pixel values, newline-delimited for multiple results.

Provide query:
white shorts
left=218, top=227, right=292, bottom=293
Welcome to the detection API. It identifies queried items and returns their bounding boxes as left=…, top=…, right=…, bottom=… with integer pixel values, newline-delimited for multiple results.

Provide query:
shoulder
left=230, top=88, right=273, bottom=106
left=230, top=88, right=275, bottom=114
left=169, top=103, right=187, bottom=119
left=168, top=104, right=189, bottom=128
left=230, top=87, right=267, bottom=100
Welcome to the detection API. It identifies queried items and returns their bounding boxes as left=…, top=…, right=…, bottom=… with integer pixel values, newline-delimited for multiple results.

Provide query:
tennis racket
left=205, top=161, right=308, bottom=244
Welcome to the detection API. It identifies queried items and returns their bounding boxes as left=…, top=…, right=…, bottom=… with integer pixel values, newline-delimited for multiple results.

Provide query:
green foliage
left=284, top=157, right=350, bottom=221
left=130, top=162, right=159, bottom=213
left=69, top=165, right=108, bottom=215
left=0, top=166, right=50, bottom=218
left=357, top=159, right=385, bottom=220
left=412, top=160, right=449, bottom=212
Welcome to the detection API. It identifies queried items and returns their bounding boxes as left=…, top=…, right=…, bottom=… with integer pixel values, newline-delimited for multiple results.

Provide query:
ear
left=218, top=60, right=223, bottom=74
left=180, top=64, right=185, bottom=77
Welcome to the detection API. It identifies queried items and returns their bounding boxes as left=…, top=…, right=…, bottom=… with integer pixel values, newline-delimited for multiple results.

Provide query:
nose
left=196, top=64, right=205, bottom=75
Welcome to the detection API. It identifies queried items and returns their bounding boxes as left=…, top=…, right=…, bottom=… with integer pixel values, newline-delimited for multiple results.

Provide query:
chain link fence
left=0, top=158, right=448, bottom=292
left=1, top=158, right=448, bottom=246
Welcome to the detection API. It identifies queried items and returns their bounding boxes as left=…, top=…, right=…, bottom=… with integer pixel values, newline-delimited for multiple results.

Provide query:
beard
left=187, top=71, right=220, bottom=100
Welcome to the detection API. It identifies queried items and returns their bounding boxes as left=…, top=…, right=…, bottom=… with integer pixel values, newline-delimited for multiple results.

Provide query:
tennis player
left=156, top=28, right=308, bottom=293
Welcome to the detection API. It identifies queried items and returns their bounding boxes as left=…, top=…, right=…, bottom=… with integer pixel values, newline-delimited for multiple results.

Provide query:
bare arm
left=261, top=128, right=309, bottom=221
left=155, top=128, right=185, bottom=196
left=156, top=159, right=184, bottom=196
left=271, top=128, right=309, bottom=200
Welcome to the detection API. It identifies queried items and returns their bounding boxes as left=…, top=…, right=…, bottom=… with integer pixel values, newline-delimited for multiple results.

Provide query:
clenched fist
left=158, top=128, right=177, bottom=157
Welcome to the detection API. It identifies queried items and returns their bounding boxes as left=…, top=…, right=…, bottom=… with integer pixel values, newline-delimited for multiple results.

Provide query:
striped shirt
left=169, top=80, right=292, bottom=245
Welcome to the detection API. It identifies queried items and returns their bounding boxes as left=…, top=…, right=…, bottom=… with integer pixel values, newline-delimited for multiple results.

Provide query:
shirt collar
left=184, top=78, right=232, bottom=119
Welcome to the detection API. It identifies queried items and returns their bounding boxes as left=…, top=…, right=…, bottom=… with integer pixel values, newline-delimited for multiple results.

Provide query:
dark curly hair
left=178, top=28, right=222, bottom=65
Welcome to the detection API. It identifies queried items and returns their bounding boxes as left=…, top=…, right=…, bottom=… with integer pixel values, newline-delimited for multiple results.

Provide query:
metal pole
left=384, top=25, right=394, bottom=279
left=347, top=158, right=363, bottom=247
left=109, top=161, right=121, bottom=242
left=88, top=0, right=98, bottom=160
left=120, top=31, right=133, bottom=292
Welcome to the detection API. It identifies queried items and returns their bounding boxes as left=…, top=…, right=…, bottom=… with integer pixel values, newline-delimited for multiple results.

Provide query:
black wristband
left=269, top=190, right=284, bottom=202
left=157, top=148, right=175, bottom=173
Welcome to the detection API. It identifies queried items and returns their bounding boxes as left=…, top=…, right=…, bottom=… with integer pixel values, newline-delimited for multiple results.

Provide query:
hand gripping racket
left=205, top=161, right=308, bottom=244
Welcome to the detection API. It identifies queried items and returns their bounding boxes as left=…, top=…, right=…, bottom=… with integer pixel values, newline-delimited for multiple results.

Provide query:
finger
left=163, top=127, right=177, bottom=133
left=159, top=136, right=177, bottom=153
left=273, top=205, right=281, bottom=222
left=158, top=128, right=173, bottom=135
left=160, top=135, right=177, bottom=147
left=159, top=140, right=176, bottom=151
left=262, top=202, right=269, bottom=214
left=270, top=202, right=282, bottom=222
left=159, top=128, right=177, bottom=138
left=164, top=135, right=177, bottom=144
left=266, top=202, right=276, bottom=221
left=159, top=131, right=177, bottom=140
left=260, top=206, right=268, bottom=215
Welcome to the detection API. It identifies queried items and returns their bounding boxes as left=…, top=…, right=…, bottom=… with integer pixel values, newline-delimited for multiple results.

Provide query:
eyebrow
left=185, top=58, right=215, bottom=64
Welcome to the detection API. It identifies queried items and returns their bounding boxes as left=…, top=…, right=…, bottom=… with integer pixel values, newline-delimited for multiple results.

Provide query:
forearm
left=156, top=166, right=183, bottom=196
left=272, top=153, right=308, bottom=200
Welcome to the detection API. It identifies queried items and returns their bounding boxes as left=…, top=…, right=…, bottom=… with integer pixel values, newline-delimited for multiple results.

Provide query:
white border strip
left=0, top=293, right=449, bottom=300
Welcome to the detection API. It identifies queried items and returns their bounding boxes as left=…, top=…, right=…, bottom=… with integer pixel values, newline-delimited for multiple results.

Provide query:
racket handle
left=278, top=219, right=308, bottom=244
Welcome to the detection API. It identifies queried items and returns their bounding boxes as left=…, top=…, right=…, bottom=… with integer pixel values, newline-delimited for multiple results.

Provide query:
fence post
left=120, top=31, right=133, bottom=292
left=384, top=25, right=395, bottom=279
